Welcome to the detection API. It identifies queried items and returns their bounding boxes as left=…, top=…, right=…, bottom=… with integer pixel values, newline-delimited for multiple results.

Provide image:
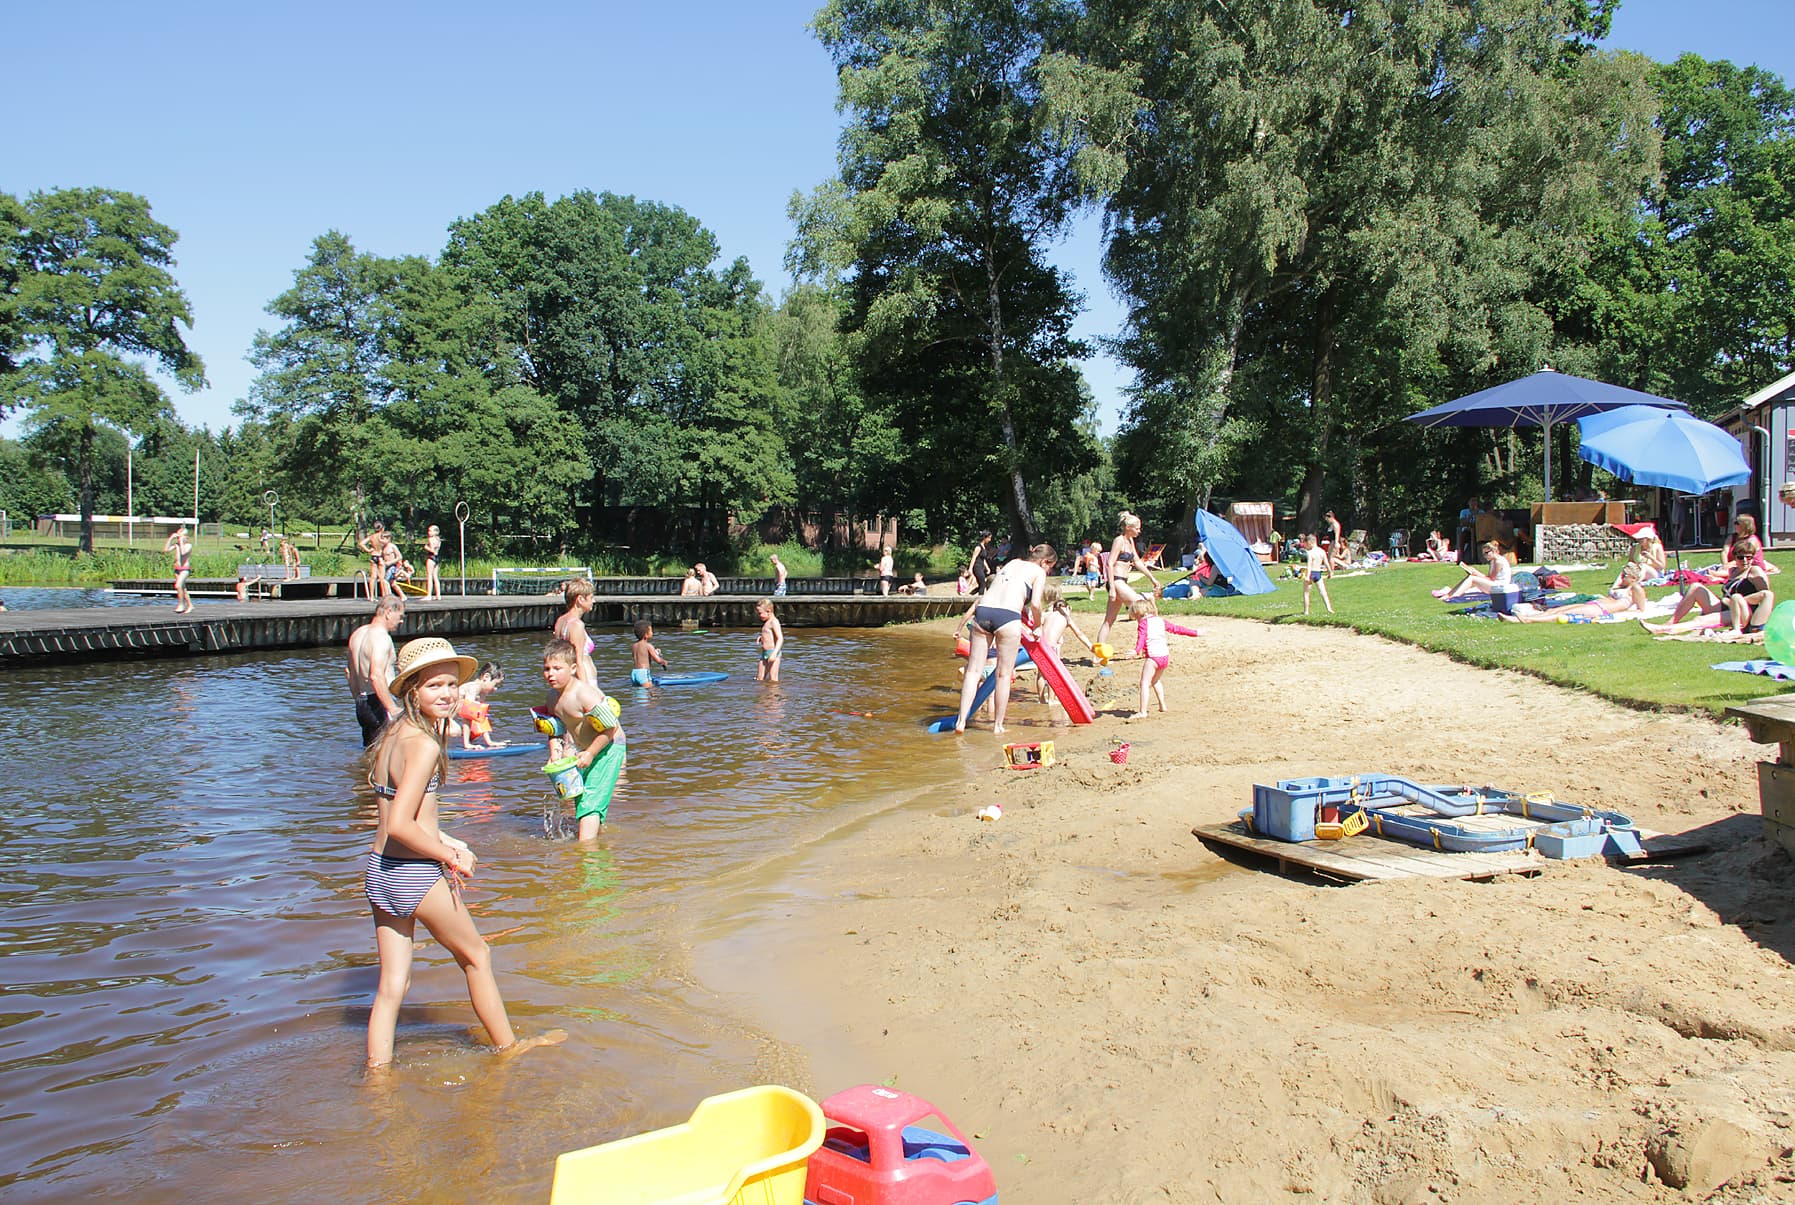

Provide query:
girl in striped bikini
left=363, top=637, right=564, bottom=1069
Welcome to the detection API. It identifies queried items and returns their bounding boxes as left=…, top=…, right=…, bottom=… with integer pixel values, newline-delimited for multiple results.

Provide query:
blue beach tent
left=1194, top=510, right=1276, bottom=596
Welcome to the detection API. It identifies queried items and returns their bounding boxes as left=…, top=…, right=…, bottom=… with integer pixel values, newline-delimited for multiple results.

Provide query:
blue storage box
left=1252, top=778, right=1339, bottom=842
left=1533, top=829, right=1608, bottom=860
left=1489, top=585, right=1520, bottom=615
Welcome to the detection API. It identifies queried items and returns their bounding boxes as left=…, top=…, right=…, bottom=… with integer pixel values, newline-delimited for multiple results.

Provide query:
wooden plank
left=1765, top=816, right=1795, bottom=858
left=1192, top=822, right=1542, bottom=883
left=1756, top=762, right=1795, bottom=828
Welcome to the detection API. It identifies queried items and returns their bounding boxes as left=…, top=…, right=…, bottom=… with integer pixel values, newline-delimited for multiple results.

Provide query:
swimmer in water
left=755, top=598, right=783, bottom=683
left=630, top=620, right=668, bottom=686
left=553, top=578, right=597, bottom=685
left=364, top=637, right=565, bottom=1068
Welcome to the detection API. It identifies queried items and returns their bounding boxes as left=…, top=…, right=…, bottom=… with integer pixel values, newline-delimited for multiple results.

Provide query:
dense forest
left=3, top=1, right=1791, bottom=558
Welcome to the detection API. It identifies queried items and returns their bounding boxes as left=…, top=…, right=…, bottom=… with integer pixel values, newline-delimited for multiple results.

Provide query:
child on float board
left=542, top=638, right=625, bottom=840
left=1127, top=596, right=1203, bottom=717
left=756, top=598, right=783, bottom=682
left=454, top=661, right=507, bottom=751
left=630, top=620, right=667, bottom=686
left=364, top=637, right=564, bottom=1068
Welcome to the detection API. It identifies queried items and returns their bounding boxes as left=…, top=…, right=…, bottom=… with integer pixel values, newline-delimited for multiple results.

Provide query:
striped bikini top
left=369, top=772, right=441, bottom=799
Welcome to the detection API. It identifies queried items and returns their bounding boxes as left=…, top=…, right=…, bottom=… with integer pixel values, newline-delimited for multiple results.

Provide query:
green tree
left=3, top=188, right=205, bottom=550
left=445, top=191, right=792, bottom=544
left=0, top=436, right=74, bottom=520
left=794, top=0, right=1099, bottom=547
left=1054, top=0, right=1655, bottom=533
left=1552, top=54, right=1795, bottom=415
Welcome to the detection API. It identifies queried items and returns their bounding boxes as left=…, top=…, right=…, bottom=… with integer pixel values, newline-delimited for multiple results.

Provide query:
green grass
left=1066, top=555, right=1793, bottom=718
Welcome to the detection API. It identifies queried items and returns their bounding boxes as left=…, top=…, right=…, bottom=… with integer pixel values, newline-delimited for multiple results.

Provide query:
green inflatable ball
left=1764, top=601, right=1795, bottom=667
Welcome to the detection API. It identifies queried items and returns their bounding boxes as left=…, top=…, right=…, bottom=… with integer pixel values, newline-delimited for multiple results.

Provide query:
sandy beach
left=699, top=615, right=1795, bottom=1203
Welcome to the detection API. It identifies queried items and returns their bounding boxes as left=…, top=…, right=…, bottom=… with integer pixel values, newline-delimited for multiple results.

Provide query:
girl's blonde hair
left=373, top=678, right=451, bottom=787
left=1041, top=581, right=1062, bottom=608
left=1128, top=597, right=1154, bottom=619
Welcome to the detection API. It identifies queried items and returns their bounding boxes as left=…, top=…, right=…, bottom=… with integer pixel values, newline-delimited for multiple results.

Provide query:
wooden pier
left=0, top=594, right=968, bottom=668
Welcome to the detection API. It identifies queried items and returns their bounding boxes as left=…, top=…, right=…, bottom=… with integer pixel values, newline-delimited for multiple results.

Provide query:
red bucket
left=1109, top=743, right=1130, bottom=765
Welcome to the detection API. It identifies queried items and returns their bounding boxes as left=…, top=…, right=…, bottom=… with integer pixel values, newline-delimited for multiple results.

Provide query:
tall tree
left=794, top=0, right=1098, bottom=546
left=3, top=188, right=205, bottom=550
left=445, top=191, right=793, bottom=543
left=1552, top=54, right=1795, bottom=414
left=1054, top=0, right=1655, bottom=531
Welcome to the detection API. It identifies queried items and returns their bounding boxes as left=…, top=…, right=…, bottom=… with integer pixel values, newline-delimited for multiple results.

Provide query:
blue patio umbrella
left=1404, top=369, right=1688, bottom=499
left=1575, top=405, right=1751, bottom=496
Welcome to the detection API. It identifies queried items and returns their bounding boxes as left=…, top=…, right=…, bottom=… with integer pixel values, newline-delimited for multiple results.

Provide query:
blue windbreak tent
left=1194, top=509, right=1276, bottom=596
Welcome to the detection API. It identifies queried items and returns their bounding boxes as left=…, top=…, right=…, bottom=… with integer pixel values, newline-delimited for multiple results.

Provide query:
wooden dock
left=0, top=593, right=968, bottom=668
left=1193, top=819, right=1547, bottom=883
left=1194, top=817, right=1711, bottom=884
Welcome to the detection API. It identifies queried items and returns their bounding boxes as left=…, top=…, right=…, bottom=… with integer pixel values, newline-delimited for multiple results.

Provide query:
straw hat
left=390, top=637, right=477, bottom=696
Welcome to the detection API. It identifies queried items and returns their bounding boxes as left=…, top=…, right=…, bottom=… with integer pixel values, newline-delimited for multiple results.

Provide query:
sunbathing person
left=1502, top=563, right=1648, bottom=623
left=1645, top=559, right=1772, bottom=634
left=1420, top=529, right=1452, bottom=562
left=1614, top=534, right=1667, bottom=589
left=1434, top=541, right=1511, bottom=601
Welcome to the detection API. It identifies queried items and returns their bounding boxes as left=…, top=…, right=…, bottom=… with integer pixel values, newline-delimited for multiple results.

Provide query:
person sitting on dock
left=347, top=599, right=406, bottom=746
left=695, top=563, right=719, bottom=596
left=679, top=569, right=702, bottom=596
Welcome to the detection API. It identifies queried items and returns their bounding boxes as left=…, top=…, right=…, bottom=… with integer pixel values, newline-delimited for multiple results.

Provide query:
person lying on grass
left=1501, top=562, right=1649, bottom=623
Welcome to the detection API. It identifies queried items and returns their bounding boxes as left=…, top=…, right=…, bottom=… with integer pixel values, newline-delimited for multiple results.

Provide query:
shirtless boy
left=346, top=599, right=405, bottom=745
left=630, top=620, right=668, bottom=686
left=756, top=598, right=783, bottom=682
left=542, top=638, right=625, bottom=839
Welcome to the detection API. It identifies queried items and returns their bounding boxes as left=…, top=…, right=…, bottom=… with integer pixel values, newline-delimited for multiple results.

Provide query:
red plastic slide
left=1020, top=633, right=1095, bottom=724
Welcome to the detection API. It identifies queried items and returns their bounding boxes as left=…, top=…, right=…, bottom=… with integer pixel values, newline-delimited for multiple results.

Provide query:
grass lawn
left=1066, top=555, right=1795, bottom=718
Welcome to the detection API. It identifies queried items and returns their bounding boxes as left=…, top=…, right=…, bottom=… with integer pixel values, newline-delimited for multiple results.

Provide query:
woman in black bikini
left=163, top=525, right=193, bottom=614
left=953, top=544, right=1056, bottom=735
left=1096, top=511, right=1156, bottom=647
left=363, top=637, right=564, bottom=1069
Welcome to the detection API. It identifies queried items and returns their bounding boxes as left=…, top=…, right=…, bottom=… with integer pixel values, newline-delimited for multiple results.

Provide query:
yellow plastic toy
left=1092, top=642, right=1114, bottom=665
left=551, top=1085, right=824, bottom=1205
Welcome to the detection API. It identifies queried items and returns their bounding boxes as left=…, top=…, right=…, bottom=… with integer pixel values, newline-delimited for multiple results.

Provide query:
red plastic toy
left=803, top=1085, right=998, bottom=1205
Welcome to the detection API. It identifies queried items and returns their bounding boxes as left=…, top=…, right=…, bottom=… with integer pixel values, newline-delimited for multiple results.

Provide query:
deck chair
left=1387, top=530, right=1409, bottom=558
left=1141, top=542, right=1166, bottom=568
left=1346, top=530, right=1370, bottom=560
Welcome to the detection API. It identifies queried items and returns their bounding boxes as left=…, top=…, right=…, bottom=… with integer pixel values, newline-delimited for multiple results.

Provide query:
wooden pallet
left=1192, top=820, right=1547, bottom=883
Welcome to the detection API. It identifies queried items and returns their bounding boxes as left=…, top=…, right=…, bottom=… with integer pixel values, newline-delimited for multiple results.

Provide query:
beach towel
left=1711, top=659, right=1795, bottom=679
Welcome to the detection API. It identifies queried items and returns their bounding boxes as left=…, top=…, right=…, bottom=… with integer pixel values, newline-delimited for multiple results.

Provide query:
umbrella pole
left=1543, top=418, right=1553, bottom=502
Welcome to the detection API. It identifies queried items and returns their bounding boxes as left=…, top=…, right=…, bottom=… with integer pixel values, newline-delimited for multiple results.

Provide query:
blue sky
left=5, top=0, right=1791, bottom=439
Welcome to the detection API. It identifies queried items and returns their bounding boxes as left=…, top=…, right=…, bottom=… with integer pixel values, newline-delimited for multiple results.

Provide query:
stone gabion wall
left=1536, top=523, right=1634, bottom=565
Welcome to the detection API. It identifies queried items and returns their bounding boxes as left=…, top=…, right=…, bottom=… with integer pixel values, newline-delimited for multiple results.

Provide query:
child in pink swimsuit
left=1127, top=597, right=1202, bottom=717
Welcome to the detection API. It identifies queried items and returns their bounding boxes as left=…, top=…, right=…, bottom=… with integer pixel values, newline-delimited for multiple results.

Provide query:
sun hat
left=390, top=637, right=477, bottom=696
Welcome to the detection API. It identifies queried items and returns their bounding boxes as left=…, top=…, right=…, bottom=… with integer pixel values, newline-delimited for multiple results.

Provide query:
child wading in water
left=1302, top=534, right=1335, bottom=615
left=756, top=598, right=784, bottom=682
left=1128, top=597, right=1203, bottom=717
left=454, top=661, right=507, bottom=751
left=364, top=637, right=564, bottom=1068
left=630, top=620, right=668, bottom=686
left=542, top=638, right=625, bottom=839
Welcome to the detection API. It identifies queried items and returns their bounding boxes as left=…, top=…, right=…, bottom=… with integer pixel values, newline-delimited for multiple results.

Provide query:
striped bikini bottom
left=363, top=851, right=444, bottom=918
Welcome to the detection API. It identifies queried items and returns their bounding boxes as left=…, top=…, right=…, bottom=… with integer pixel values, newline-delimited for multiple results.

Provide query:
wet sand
left=696, top=615, right=1795, bottom=1203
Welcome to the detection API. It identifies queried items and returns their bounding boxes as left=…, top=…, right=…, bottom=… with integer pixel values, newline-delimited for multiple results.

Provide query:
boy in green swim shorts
left=543, top=638, right=625, bottom=839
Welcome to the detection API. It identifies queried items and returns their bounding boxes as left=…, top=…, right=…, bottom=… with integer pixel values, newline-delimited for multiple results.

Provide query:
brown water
left=0, top=623, right=989, bottom=1201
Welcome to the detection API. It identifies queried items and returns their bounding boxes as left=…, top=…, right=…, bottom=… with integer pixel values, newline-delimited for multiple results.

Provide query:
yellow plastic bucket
left=551, top=1084, right=824, bottom=1205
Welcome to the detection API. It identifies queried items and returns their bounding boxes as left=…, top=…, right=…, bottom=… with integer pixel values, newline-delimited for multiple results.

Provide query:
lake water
left=0, top=585, right=232, bottom=610
left=0, top=621, right=994, bottom=1201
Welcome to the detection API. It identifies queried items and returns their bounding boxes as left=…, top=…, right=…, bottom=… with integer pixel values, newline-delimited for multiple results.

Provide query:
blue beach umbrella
left=1574, top=405, right=1752, bottom=496
left=1405, top=369, right=1688, bottom=499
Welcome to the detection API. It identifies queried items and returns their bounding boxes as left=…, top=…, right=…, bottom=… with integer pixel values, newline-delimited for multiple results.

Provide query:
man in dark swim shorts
left=346, top=599, right=406, bottom=745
